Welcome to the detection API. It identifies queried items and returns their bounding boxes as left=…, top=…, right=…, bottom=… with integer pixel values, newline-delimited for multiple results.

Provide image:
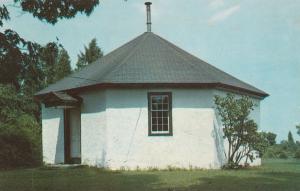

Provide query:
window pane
left=162, top=111, right=168, bottom=117
left=157, top=111, right=163, bottom=118
left=158, top=125, right=163, bottom=131
left=152, top=118, right=157, bottom=125
left=152, top=111, right=157, bottom=118
left=152, top=96, right=162, bottom=103
left=162, top=104, right=168, bottom=110
left=152, top=103, right=158, bottom=110
left=152, top=125, right=158, bottom=131
left=162, top=96, right=168, bottom=103
left=157, top=104, right=162, bottom=110
left=157, top=118, right=162, bottom=124
left=163, top=125, right=168, bottom=131
left=163, top=117, right=168, bottom=125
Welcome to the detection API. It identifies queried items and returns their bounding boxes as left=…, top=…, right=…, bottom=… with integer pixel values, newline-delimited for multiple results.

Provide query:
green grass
left=1, top=159, right=300, bottom=191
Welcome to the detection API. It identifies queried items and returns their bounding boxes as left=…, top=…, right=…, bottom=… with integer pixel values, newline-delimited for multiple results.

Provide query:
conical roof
left=36, top=32, right=268, bottom=98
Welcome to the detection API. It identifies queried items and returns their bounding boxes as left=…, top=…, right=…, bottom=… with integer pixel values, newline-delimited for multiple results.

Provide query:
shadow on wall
left=106, top=89, right=214, bottom=109
left=54, top=117, right=64, bottom=164
left=213, top=120, right=226, bottom=167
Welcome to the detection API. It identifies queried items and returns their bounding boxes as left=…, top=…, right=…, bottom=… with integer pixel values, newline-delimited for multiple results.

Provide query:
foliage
left=253, top=132, right=270, bottom=157
left=263, top=148, right=277, bottom=158
left=261, top=131, right=277, bottom=146
left=296, top=125, right=300, bottom=136
left=0, top=114, right=41, bottom=169
left=214, top=94, right=267, bottom=168
left=56, top=48, right=72, bottom=80
left=0, top=85, right=22, bottom=123
left=76, top=38, right=103, bottom=70
left=39, top=42, right=72, bottom=84
left=0, top=0, right=99, bottom=168
left=0, top=29, right=40, bottom=89
left=263, top=130, right=300, bottom=159
left=294, top=150, right=300, bottom=159
left=287, top=131, right=295, bottom=147
left=278, top=151, right=288, bottom=159
left=0, top=5, right=10, bottom=26
left=14, top=0, right=100, bottom=24
left=0, top=85, right=41, bottom=169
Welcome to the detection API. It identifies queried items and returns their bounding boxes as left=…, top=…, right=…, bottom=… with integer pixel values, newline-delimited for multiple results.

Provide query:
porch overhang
left=41, top=92, right=82, bottom=108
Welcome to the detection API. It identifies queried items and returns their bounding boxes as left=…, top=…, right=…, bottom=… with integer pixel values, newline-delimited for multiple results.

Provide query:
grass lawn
left=1, top=159, right=300, bottom=191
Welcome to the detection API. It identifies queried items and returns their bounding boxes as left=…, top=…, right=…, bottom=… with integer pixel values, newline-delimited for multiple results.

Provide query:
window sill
left=148, top=133, right=173, bottom=136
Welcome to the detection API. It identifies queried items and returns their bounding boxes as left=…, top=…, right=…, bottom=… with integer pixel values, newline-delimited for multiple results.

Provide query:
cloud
left=208, top=4, right=240, bottom=25
left=209, top=0, right=224, bottom=8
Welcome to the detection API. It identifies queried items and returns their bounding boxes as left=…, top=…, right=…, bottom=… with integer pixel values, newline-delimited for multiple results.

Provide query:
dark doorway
left=64, top=108, right=81, bottom=164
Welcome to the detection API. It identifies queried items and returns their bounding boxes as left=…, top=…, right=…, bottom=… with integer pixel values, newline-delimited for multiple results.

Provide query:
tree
left=214, top=94, right=267, bottom=168
left=0, top=0, right=100, bottom=168
left=55, top=48, right=72, bottom=81
left=253, top=132, right=270, bottom=158
left=12, top=1, right=99, bottom=24
left=296, top=125, right=300, bottom=136
left=0, top=85, right=41, bottom=168
left=287, top=131, right=295, bottom=147
left=76, top=38, right=103, bottom=70
left=39, top=42, right=72, bottom=84
left=1, top=1, right=99, bottom=89
left=39, top=42, right=60, bottom=85
left=261, top=132, right=277, bottom=146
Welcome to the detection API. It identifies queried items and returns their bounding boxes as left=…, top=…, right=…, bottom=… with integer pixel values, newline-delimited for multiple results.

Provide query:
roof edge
left=35, top=82, right=269, bottom=100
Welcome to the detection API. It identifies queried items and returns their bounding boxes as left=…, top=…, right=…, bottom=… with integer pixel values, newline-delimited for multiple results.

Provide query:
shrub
left=278, top=151, right=288, bottom=159
left=263, top=149, right=277, bottom=159
left=0, top=114, right=42, bottom=169
left=294, top=150, right=300, bottom=159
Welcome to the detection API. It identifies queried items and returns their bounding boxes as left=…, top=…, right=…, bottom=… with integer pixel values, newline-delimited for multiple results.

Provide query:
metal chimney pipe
left=145, top=2, right=152, bottom=32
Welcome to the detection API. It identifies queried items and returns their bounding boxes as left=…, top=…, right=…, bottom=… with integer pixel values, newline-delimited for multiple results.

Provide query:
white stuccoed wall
left=42, top=105, right=64, bottom=164
left=103, top=89, right=226, bottom=169
left=41, top=88, right=262, bottom=168
left=80, top=90, right=107, bottom=166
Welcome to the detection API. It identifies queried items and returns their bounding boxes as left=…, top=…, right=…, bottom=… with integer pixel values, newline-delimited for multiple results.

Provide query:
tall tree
left=39, top=43, right=72, bottom=84
left=0, top=0, right=101, bottom=168
left=76, top=38, right=103, bottom=70
left=287, top=131, right=295, bottom=146
left=39, top=42, right=59, bottom=85
left=261, top=132, right=277, bottom=146
left=55, top=48, right=72, bottom=81
left=296, top=125, right=300, bottom=136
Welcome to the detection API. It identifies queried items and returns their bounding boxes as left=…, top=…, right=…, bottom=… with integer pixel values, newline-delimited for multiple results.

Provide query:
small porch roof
left=41, top=92, right=82, bottom=108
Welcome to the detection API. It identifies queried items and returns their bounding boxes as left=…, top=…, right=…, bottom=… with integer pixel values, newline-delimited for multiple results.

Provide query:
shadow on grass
left=1, top=167, right=300, bottom=191
left=0, top=167, right=160, bottom=191
left=171, top=171, right=300, bottom=191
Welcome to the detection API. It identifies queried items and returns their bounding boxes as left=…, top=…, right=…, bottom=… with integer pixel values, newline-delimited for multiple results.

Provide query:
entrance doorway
left=64, top=108, right=81, bottom=164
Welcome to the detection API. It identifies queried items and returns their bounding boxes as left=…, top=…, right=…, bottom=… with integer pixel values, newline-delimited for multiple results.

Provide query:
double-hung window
left=148, top=92, right=172, bottom=136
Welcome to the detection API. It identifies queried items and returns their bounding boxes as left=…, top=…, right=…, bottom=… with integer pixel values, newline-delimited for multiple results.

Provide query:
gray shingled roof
left=36, top=32, right=268, bottom=98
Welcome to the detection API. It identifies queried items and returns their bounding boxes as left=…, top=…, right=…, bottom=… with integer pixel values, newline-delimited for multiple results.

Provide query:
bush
left=278, top=151, right=288, bottom=159
left=0, top=114, right=42, bottom=169
left=263, top=149, right=277, bottom=159
left=294, top=150, right=300, bottom=159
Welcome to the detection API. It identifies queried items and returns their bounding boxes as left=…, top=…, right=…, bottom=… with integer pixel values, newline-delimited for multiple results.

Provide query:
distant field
left=1, top=159, right=300, bottom=191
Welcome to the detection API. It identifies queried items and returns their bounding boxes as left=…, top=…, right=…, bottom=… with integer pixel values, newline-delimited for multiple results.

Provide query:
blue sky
left=2, top=0, right=300, bottom=141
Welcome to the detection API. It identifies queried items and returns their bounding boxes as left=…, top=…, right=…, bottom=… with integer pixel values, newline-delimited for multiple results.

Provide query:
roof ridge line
left=98, top=33, right=150, bottom=81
